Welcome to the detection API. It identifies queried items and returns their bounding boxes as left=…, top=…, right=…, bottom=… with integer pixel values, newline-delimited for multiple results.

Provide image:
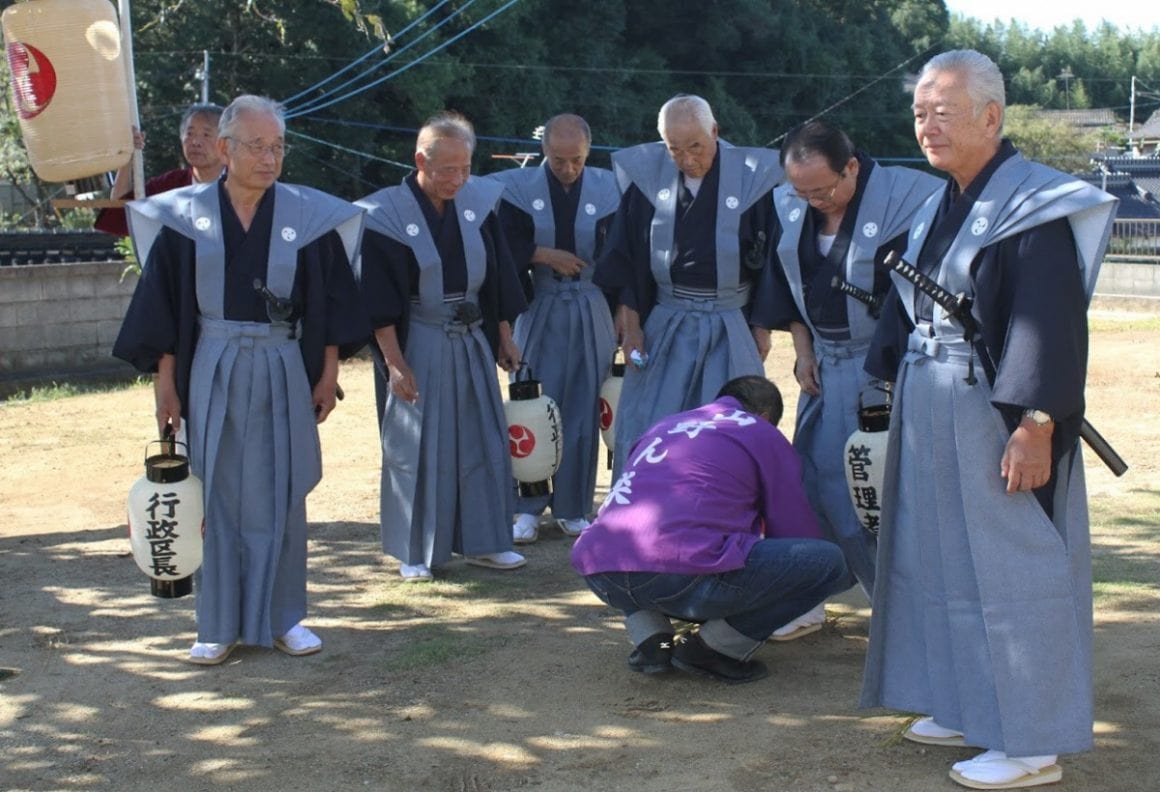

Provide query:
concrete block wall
left=1096, top=261, right=1160, bottom=299
left=0, top=261, right=138, bottom=380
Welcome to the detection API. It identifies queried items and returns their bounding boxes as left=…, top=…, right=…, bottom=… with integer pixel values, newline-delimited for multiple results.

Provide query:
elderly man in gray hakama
left=356, top=113, right=528, bottom=581
left=113, top=95, right=367, bottom=665
left=860, top=50, right=1118, bottom=790
left=764, top=123, right=941, bottom=605
left=594, top=95, right=782, bottom=480
left=488, top=115, right=622, bottom=541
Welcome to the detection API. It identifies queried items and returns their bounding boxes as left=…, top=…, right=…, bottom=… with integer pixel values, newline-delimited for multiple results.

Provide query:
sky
left=943, top=0, right=1156, bottom=33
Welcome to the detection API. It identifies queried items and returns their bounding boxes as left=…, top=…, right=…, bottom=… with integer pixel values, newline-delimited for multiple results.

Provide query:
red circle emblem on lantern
left=509, top=425, right=536, bottom=458
left=599, top=398, right=613, bottom=431
left=6, top=43, right=57, bottom=120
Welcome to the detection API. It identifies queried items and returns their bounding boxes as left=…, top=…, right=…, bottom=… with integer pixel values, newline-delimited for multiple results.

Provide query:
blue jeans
left=584, top=538, right=848, bottom=658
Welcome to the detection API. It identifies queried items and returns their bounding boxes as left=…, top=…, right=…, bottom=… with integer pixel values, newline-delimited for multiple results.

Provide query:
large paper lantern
left=2, top=0, right=132, bottom=182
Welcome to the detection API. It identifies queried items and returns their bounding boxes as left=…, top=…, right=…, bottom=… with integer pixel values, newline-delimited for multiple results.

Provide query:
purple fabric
left=571, top=396, right=822, bottom=576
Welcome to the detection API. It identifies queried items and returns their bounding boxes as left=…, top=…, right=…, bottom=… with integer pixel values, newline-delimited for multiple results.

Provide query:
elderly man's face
left=182, top=113, right=222, bottom=172
left=218, top=110, right=284, bottom=193
left=416, top=137, right=472, bottom=205
left=913, top=68, right=1001, bottom=187
left=663, top=118, right=718, bottom=180
left=785, top=154, right=859, bottom=212
left=543, top=131, right=589, bottom=187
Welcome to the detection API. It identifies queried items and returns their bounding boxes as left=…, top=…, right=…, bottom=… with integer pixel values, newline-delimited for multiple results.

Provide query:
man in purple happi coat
left=571, top=376, right=848, bottom=683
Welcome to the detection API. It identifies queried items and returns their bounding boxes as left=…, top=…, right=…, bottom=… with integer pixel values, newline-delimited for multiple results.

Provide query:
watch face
left=1025, top=409, right=1052, bottom=425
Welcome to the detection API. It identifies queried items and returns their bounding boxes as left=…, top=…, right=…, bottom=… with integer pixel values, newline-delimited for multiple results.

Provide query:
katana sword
left=830, top=276, right=881, bottom=318
left=883, top=251, right=1127, bottom=477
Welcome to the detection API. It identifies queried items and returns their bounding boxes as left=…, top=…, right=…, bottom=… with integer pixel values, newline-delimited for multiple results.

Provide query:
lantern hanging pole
left=118, top=0, right=144, bottom=201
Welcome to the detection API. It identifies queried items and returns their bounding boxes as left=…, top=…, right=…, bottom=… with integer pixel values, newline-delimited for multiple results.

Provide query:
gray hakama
left=769, top=160, right=941, bottom=595
left=602, top=141, right=783, bottom=478
left=489, top=164, right=621, bottom=519
left=118, top=181, right=365, bottom=646
left=860, top=147, right=1118, bottom=755
left=189, top=318, right=318, bottom=645
left=358, top=178, right=518, bottom=567
left=612, top=288, right=763, bottom=480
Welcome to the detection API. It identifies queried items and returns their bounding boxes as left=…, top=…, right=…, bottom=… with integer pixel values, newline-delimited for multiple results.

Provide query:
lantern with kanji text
left=127, top=435, right=204, bottom=598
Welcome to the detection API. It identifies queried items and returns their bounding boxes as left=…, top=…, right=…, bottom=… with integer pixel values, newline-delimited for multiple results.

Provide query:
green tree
left=1004, top=105, right=1096, bottom=173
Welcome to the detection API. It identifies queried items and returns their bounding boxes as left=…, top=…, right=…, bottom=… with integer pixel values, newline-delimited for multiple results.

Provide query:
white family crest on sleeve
left=667, top=419, right=718, bottom=439
left=713, top=409, right=757, bottom=427
left=602, top=471, right=636, bottom=509
left=632, top=436, right=669, bottom=467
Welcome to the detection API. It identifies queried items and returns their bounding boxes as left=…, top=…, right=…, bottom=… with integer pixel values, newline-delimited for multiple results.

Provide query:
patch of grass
left=1089, top=489, right=1160, bottom=604
left=1089, top=315, right=1160, bottom=333
left=8, top=382, right=83, bottom=402
left=3, top=376, right=150, bottom=404
left=385, top=624, right=492, bottom=672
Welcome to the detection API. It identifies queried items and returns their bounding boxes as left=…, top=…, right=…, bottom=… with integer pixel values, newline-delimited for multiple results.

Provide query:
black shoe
left=671, top=631, right=769, bottom=684
left=628, top=633, right=673, bottom=674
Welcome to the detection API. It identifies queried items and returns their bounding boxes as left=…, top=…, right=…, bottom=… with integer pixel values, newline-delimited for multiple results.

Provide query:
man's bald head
left=542, top=113, right=592, bottom=188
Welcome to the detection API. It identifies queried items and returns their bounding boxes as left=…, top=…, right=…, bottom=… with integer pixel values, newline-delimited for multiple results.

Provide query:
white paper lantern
left=598, top=354, right=625, bottom=469
left=505, top=367, right=563, bottom=498
left=842, top=387, right=891, bottom=536
left=2, top=0, right=132, bottom=182
left=127, top=438, right=204, bottom=598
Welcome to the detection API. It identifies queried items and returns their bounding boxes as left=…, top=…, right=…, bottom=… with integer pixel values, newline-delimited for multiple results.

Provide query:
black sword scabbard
left=881, top=251, right=1128, bottom=477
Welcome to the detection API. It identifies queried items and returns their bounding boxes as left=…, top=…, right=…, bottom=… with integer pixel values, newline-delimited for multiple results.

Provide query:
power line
left=300, top=116, right=619, bottom=152
left=289, top=143, right=382, bottom=190
left=286, top=0, right=524, bottom=120
left=763, top=43, right=940, bottom=146
left=286, top=129, right=413, bottom=171
left=286, top=0, right=481, bottom=115
left=282, top=0, right=453, bottom=106
left=128, top=50, right=1160, bottom=88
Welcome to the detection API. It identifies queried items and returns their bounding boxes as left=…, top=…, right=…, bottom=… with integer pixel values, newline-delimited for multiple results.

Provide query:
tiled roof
left=1036, top=108, right=1121, bottom=128
left=1093, top=155, right=1160, bottom=174
left=1078, top=172, right=1160, bottom=218
left=1128, top=109, right=1160, bottom=139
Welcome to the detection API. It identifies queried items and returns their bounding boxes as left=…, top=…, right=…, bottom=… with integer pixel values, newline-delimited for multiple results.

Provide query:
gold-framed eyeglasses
left=227, top=138, right=290, bottom=158
left=792, top=170, right=846, bottom=202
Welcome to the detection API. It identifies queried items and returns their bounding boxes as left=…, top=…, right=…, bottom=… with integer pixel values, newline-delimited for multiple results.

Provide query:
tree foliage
left=3, top=0, right=1160, bottom=224
left=1003, top=105, right=1099, bottom=172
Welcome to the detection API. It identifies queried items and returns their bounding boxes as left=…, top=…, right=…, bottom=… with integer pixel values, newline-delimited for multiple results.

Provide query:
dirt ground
left=1, top=303, right=1158, bottom=792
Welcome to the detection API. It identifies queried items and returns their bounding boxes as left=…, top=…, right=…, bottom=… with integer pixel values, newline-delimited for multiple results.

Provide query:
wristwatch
left=1023, top=408, right=1053, bottom=426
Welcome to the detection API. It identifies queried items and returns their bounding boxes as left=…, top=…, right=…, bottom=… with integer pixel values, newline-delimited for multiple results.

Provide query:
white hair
left=416, top=111, right=476, bottom=158
left=657, top=94, right=716, bottom=138
left=218, top=95, right=285, bottom=139
left=919, top=49, right=1006, bottom=130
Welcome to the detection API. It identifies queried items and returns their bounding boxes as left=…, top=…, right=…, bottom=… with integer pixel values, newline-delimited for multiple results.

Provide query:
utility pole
left=200, top=51, right=210, bottom=104
left=1129, top=75, right=1136, bottom=136
left=1058, top=67, right=1074, bottom=111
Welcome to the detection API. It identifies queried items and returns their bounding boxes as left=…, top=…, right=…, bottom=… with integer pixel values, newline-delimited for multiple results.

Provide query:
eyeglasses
left=792, top=170, right=846, bottom=202
left=227, top=138, right=290, bottom=158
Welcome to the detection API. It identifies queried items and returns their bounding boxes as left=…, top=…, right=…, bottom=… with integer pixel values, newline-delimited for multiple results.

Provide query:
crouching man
left=570, top=375, right=848, bottom=683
